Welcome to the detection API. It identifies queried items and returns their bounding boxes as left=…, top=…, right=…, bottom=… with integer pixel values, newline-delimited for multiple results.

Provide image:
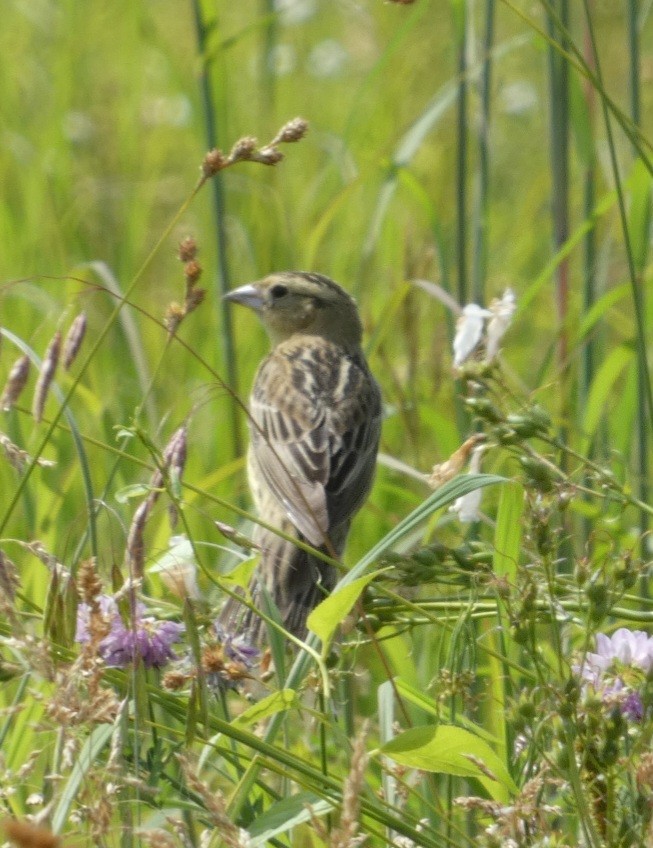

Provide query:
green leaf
left=493, top=482, right=524, bottom=584
left=114, top=483, right=152, bottom=503
left=52, top=723, right=114, bottom=833
left=382, top=724, right=518, bottom=800
left=220, top=554, right=259, bottom=591
left=307, top=571, right=380, bottom=645
left=393, top=678, right=500, bottom=747
left=580, top=345, right=635, bottom=457
left=232, top=689, right=298, bottom=728
left=628, top=158, right=652, bottom=273
left=249, top=792, right=333, bottom=845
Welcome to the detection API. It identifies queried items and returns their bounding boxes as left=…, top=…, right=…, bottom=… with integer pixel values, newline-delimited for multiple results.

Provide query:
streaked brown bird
left=221, top=271, right=382, bottom=643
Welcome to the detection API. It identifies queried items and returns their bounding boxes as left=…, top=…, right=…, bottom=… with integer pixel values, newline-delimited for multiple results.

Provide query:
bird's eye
left=270, top=284, right=289, bottom=299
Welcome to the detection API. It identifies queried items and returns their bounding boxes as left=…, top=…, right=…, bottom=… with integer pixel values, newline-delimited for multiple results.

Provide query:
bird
left=220, top=271, right=382, bottom=644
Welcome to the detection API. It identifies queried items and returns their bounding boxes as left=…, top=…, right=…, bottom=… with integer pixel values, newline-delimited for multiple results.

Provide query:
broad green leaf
left=393, top=678, right=499, bottom=746
left=628, top=158, right=652, bottom=273
left=232, top=689, right=298, bottom=728
left=382, top=724, right=518, bottom=800
left=249, top=792, right=333, bottom=845
left=574, top=283, right=629, bottom=343
left=52, top=723, right=114, bottom=833
left=220, top=555, right=259, bottom=591
left=580, top=345, right=635, bottom=456
left=493, top=482, right=524, bottom=584
left=307, top=571, right=380, bottom=645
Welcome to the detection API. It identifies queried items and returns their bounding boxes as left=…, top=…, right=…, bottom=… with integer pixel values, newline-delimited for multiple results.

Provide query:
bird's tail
left=219, top=522, right=345, bottom=646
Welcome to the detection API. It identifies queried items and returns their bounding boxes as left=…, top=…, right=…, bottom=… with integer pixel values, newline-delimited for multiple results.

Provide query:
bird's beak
left=223, top=283, right=264, bottom=310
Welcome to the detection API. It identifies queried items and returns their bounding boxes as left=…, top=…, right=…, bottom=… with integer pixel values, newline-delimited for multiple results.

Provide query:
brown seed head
left=201, top=148, right=227, bottom=177
left=163, top=423, right=188, bottom=481
left=184, top=259, right=202, bottom=287
left=1, top=355, right=30, bottom=411
left=62, top=312, right=87, bottom=370
left=178, top=236, right=198, bottom=263
left=164, top=303, right=185, bottom=335
left=33, top=331, right=61, bottom=423
left=78, top=558, right=103, bottom=605
left=272, top=117, right=309, bottom=144
left=228, top=136, right=258, bottom=163
left=126, top=500, right=151, bottom=577
left=184, top=287, right=206, bottom=315
left=202, top=644, right=226, bottom=674
left=0, top=550, right=18, bottom=602
left=163, top=670, right=193, bottom=691
left=250, top=146, right=284, bottom=166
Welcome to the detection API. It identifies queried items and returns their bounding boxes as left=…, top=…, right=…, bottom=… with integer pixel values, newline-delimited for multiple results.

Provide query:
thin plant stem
left=191, top=0, right=242, bottom=460
left=455, top=0, right=469, bottom=305
left=472, top=0, right=495, bottom=304
left=546, top=0, right=570, bottom=425
left=583, top=2, right=653, bottom=554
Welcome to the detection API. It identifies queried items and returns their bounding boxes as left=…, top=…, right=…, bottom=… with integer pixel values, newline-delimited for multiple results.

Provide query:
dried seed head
left=78, top=558, right=103, bottom=605
left=163, top=423, right=188, bottom=481
left=228, top=136, right=258, bottom=163
left=126, top=500, right=151, bottom=577
left=62, top=312, right=87, bottom=370
left=1, top=355, right=30, bottom=411
left=250, top=145, right=284, bottom=166
left=178, top=236, right=198, bottom=263
left=201, top=148, right=227, bottom=177
left=184, top=259, right=202, bottom=287
left=272, top=117, right=309, bottom=144
left=162, top=670, right=192, bottom=691
left=0, top=550, right=19, bottom=602
left=428, top=434, right=486, bottom=489
left=164, top=303, right=185, bottom=336
left=32, top=331, right=61, bottom=423
left=202, top=644, right=226, bottom=674
left=184, top=287, right=206, bottom=315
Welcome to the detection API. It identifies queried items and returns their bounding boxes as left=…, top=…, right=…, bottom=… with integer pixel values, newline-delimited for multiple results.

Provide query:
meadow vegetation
left=0, top=1, right=652, bottom=846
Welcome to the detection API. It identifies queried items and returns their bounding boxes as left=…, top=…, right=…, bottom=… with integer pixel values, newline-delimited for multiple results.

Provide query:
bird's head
left=224, top=271, right=363, bottom=349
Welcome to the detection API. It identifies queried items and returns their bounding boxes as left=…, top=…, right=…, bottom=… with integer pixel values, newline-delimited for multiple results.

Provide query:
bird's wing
left=249, top=346, right=381, bottom=549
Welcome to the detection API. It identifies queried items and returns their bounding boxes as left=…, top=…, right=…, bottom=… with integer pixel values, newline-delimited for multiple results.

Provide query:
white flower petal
left=453, top=304, right=491, bottom=367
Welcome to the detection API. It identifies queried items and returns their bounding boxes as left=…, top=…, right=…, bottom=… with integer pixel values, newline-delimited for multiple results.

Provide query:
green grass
left=0, top=0, right=652, bottom=845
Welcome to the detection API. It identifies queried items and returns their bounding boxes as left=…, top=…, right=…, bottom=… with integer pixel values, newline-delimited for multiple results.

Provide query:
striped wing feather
left=249, top=339, right=381, bottom=549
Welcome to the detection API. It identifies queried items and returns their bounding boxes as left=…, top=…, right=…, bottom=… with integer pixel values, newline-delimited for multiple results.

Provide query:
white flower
left=450, top=445, right=486, bottom=523
left=148, top=535, right=200, bottom=600
left=453, top=304, right=491, bottom=367
left=486, top=289, right=516, bottom=361
left=579, top=628, right=653, bottom=685
left=452, top=289, right=516, bottom=367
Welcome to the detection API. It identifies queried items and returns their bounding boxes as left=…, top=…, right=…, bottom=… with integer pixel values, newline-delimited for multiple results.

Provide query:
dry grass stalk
left=176, top=754, right=250, bottom=848
left=310, top=722, right=369, bottom=848
left=1, top=354, right=30, bottom=411
left=32, top=331, right=61, bottom=423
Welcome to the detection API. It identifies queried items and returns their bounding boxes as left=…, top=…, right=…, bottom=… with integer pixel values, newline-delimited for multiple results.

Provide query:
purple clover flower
left=576, top=628, right=653, bottom=722
left=76, top=595, right=184, bottom=669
